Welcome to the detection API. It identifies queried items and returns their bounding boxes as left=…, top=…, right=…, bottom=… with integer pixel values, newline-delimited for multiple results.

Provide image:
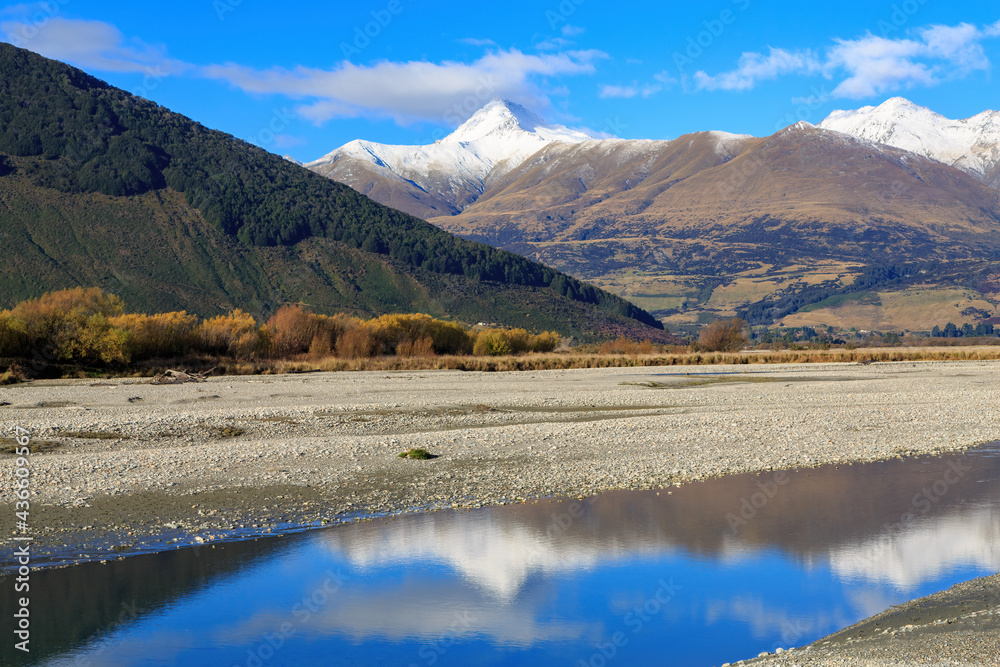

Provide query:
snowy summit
left=307, top=99, right=593, bottom=186
left=819, top=97, right=1000, bottom=184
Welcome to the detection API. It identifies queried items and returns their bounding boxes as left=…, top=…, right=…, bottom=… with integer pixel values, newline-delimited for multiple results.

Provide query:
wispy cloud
left=273, top=134, right=307, bottom=149
left=203, top=48, right=608, bottom=124
left=0, top=12, right=607, bottom=129
left=693, top=21, right=999, bottom=98
left=535, top=36, right=575, bottom=51
left=599, top=81, right=662, bottom=99
left=599, top=84, right=638, bottom=98
left=694, top=47, right=822, bottom=91
left=653, top=70, right=677, bottom=87
left=459, top=37, right=496, bottom=47
left=561, top=24, right=586, bottom=37
left=0, top=16, right=187, bottom=74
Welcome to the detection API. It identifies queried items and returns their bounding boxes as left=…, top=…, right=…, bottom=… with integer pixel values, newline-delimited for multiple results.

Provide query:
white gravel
left=2, top=360, right=998, bottom=511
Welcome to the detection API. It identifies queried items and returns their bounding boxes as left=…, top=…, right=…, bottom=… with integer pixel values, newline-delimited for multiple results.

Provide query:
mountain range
left=308, top=98, right=1000, bottom=331
left=306, top=100, right=594, bottom=219
left=0, top=44, right=669, bottom=341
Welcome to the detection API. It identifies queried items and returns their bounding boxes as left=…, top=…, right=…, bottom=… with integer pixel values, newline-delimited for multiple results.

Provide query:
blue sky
left=2, top=0, right=998, bottom=161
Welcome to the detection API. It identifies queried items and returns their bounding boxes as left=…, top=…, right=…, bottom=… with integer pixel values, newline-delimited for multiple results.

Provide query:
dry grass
left=23, top=345, right=1000, bottom=379
left=262, top=345, right=1000, bottom=373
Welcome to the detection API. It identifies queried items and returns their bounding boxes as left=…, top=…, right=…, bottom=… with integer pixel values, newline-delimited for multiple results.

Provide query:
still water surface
left=7, top=444, right=1000, bottom=666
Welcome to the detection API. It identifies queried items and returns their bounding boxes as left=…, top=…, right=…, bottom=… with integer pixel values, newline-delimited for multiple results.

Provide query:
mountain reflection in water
left=7, top=445, right=999, bottom=667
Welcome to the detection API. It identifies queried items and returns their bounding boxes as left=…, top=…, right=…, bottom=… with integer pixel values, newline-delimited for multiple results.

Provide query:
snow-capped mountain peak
left=443, top=98, right=591, bottom=145
left=305, top=99, right=595, bottom=214
left=819, top=97, right=1000, bottom=185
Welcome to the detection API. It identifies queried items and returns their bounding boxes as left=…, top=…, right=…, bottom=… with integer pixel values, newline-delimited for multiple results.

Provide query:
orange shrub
left=473, top=330, right=511, bottom=356
left=472, top=327, right=559, bottom=356
left=197, top=310, right=265, bottom=359
left=368, top=313, right=471, bottom=355
left=336, top=324, right=377, bottom=359
left=11, top=287, right=125, bottom=349
left=0, top=312, right=29, bottom=358
left=266, top=306, right=364, bottom=359
left=397, top=336, right=435, bottom=358
left=8, top=288, right=128, bottom=363
left=697, top=318, right=748, bottom=352
left=266, top=305, right=318, bottom=357
left=66, top=313, right=130, bottom=364
left=529, top=331, right=561, bottom=353
left=110, top=311, right=198, bottom=360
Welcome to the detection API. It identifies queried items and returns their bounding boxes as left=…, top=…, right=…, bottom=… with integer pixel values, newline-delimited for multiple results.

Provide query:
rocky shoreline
left=738, top=573, right=1000, bottom=666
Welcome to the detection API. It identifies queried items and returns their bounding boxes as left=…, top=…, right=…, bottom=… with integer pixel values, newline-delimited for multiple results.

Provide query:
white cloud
left=693, top=21, right=999, bottom=99
left=535, top=36, right=574, bottom=51
left=561, top=24, right=586, bottom=37
left=828, top=23, right=992, bottom=98
left=0, top=17, right=187, bottom=74
left=918, top=22, right=990, bottom=70
left=203, top=48, right=608, bottom=125
left=599, top=84, right=638, bottom=99
left=694, top=47, right=822, bottom=91
left=459, top=37, right=496, bottom=47
left=826, top=34, right=933, bottom=98
left=599, top=80, right=663, bottom=99
left=653, top=70, right=677, bottom=86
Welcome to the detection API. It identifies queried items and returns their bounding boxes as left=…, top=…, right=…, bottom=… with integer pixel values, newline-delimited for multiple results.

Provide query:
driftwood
left=150, top=368, right=215, bottom=385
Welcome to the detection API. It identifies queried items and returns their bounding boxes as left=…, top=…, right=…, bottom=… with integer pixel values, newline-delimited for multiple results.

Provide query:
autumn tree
left=697, top=318, right=748, bottom=352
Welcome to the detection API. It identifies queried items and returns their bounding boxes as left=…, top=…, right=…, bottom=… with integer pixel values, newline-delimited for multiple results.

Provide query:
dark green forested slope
left=0, top=43, right=666, bottom=338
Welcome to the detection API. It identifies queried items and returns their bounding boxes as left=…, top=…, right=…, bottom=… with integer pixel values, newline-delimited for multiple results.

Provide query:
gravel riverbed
left=2, top=359, right=999, bottom=663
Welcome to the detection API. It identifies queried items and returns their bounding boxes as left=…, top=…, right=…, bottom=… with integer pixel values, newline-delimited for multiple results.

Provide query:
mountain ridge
left=304, top=97, right=1000, bottom=330
left=305, top=98, right=597, bottom=218
left=0, top=43, right=668, bottom=340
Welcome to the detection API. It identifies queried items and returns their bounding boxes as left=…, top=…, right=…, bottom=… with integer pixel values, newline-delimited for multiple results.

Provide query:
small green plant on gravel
left=0, top=438, right=63, bottom=454
left=398, top=448, right=435, bottom=460
left=62, top=430, right=124, bottom=439
left=0, top=365, right=27, bottom=385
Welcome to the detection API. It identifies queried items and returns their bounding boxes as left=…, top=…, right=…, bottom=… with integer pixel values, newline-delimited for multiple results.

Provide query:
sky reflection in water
left=16, top=445, right=1000, bottom=666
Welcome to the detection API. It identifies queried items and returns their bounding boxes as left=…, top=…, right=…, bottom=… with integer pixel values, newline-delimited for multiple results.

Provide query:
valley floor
left=2, top=360, right=999, bottom=663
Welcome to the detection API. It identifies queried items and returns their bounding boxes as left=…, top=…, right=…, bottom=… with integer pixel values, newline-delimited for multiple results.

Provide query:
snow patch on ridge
left=819, top=97, right=1000, bottom=181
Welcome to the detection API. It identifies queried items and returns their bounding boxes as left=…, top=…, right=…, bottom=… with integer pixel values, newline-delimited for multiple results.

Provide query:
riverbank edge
left=736, top=572, right=1000, bottom=666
